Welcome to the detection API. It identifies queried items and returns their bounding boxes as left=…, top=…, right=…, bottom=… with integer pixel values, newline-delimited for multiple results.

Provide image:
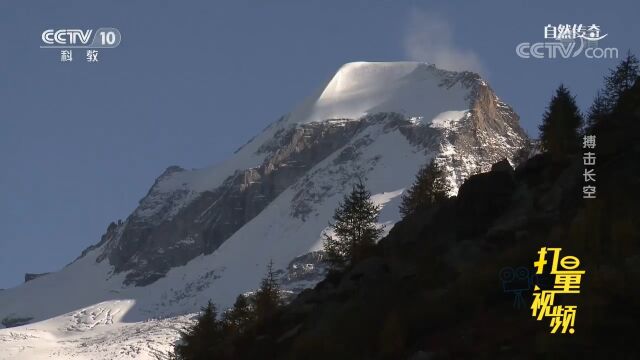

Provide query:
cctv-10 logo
left=41, top=28, right=121, bottom=48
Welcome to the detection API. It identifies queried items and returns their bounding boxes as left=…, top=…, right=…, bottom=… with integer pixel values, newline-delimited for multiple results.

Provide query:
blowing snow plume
left=403, top=9, right=485, bottom=75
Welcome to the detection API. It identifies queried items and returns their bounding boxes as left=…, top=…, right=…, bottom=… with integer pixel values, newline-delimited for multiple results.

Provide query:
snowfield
left=0, top=300, right=193, bottom=360
left=287, top=62, right=469, bottom=125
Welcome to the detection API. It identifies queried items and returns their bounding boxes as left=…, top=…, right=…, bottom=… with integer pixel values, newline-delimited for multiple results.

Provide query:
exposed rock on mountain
left=94, top=63, right=528, bottom=287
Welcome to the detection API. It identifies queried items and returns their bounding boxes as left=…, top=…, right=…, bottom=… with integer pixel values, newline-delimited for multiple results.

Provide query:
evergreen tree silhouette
left=586, top=90, right=609, bottom=130
left=399, top=159, right=451, bottom=217
left=253, top=260, right=282, bottom=325
left=538, top=85, right=583, bottom=158
left=175, top=300, right=222, bottom=360
left=222, top=294, right=254, bottom=336
left=603, top=50, right=640, bottom=110
left=323, top=179, right=383, bottom=269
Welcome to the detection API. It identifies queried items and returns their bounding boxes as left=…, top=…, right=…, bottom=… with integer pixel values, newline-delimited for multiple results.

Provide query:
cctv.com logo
left=516, top=40, right=618, bottom=59
left=516, top=23, right=618, bottom=60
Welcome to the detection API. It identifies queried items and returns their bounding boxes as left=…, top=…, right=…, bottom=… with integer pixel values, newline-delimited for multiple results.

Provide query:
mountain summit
left=0, top=62, right=529, bottom=359
left=289, top=62, right=472, bottom=124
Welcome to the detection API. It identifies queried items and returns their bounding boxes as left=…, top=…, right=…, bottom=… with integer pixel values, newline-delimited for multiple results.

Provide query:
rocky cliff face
left=101, top=119, right=375, bottom=285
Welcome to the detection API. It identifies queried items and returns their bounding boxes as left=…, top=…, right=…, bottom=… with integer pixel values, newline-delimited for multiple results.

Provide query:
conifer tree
left=586, top=90, right=609, bottom=129
left=222, top=294, right=254, bottom=336
left=603, top=50, right=640, bottom=109
left=399, top=159, right=451, bottom=217
left=253, top=260, right=282, bottom=325
left=323, top=180, right=383, bottom=269
left=175, top=301, right=222, bottom=360
left=538, top=84, right=583, bottom=158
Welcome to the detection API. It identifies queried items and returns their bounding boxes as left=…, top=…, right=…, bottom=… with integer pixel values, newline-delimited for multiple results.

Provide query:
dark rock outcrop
left=24, top=273, right=50, bottom=283
left=1, top=316, right=33, bottom=328
left=456, top=162, right=516, bottom=238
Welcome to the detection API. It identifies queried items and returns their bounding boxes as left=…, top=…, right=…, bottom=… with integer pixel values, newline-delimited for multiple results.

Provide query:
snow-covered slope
left=0, top=300, right=192, bottom=360
left=0, top=62, right=529, bottom=359
left=287, top=62, right=469, bottom=125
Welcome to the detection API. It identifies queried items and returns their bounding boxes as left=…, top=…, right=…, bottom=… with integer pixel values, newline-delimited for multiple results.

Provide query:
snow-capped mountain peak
left=0, top=62, right=529, bottom=359
left=287, top=61, right=474, bottom=125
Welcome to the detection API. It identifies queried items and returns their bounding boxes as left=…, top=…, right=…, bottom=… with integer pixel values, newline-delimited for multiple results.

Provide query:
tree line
left=172, top=166, right=452, bottom=359
left=539, top=51, right=639, bottom=158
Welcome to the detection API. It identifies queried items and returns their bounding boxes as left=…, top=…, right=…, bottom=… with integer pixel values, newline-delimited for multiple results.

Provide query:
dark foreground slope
left=212, top=82, right=640, bottom=360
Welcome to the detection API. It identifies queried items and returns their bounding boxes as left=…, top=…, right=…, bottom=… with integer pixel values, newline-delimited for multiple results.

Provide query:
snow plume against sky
left=403, top=9, right=485, bottom=75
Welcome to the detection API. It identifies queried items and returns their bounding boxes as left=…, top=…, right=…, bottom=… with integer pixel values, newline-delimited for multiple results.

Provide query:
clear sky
left=1, top=0, right=638, bottom=289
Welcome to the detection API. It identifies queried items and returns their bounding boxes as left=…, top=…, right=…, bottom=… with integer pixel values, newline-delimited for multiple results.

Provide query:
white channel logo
left=41, top=28, right=121, bottom=48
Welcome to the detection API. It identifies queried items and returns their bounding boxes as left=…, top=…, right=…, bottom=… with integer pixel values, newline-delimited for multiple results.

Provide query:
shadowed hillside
left=174, top=68, right=640, bottom=360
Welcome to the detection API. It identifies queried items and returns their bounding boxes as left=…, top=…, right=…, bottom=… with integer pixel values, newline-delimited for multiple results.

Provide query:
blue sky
left=0, top=0, right=638, bottom=289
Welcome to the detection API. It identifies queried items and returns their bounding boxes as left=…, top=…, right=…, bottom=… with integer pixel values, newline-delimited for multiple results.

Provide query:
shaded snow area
left=0, top=61, right=527, bottom=359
